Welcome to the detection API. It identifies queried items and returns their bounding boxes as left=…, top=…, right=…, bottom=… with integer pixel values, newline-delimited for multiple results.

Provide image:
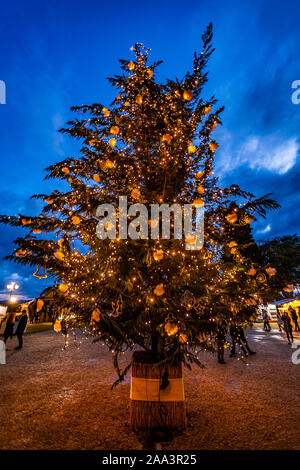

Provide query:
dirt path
left=0, top=327, right=299, bottom=449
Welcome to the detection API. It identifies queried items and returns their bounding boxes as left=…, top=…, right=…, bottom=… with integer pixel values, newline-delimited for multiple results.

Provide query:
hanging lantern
left=89, top=139, right=97, bottom=146
left=33, top=228, right=41, bottom=234
left=204, top=105, right=212, bottom=115
left=54, top=251, right=64, bottom=261
left=185, top=234, right=197, bottom=244
left=62, top=167, right=70, bottom=174
left=147, top=69, right=153, bottom=78
left=247, top=267, right=257, bottom=276
left=197, top=185, right=205, bottom=194
left=225, top=213, right=237, bottom=224
left=193, top=198, right=204, bottom=207
left=211, top=121, right=217, bottom=130
left=131, top=188, right=141, bottom=199
left=153, top=249, right=164, bottom=261
left=124, top=101, right=130, bottom=107
left=209, top=142, right=219, bottom=151
left=175, top=89, right=181, bottom=98
left=93, top=174, right=100, bottom=182
left=110, top=126, right=119, bottom=135
left=188, top=143, right=196, bottom=153
left=44, top=197, right=53, bottom=204
left=102, top=107, right=110, bottom=117
left=162, top=134, right=173, bottom=144
left=135, top=94, right=143, bottom=105
left=109, top=138, right=116, bottom=147
left=164, top=322, right=179, bottom=335
left=106, top=159, right=115, bottom=169
left=72, top=215, right=81, bottom=225
left=179, top=333, right=188, bottom=344
left=21, top=218, right=31, bottom=225
left=58, top=284, right=68, bottom=293
left=91, top=308, right=101, bottom=323
left=154, top=283, right=165, bottom=296
left=183, top=90, right=193, bottom=101
left=16, top=248, right=26, bottom=257
left=266, top=267, right=276, bottom=276
left=195, top=171, right=203, bottom=179
left=228, top=241, right=237, bottom=248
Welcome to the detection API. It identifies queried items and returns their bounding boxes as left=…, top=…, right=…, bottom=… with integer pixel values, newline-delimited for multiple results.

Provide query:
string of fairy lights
left=0, top=41, right=279, bottom=369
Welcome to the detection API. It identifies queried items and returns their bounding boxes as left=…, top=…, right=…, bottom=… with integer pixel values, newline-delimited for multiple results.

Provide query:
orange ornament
left=72, top=215, right=81, bottom=225
left=131, top=188, right=141, bottom=199
left=154, top=283, right=165, bottom=296
left=110, top=126, right=119, bottom=135
left=209, top=142, right=219, bottom=151
left=193, top=198, right=204, bottom=207
left=225, top=213, right=237, bottom=224
left=54, top=251, right=64, bottom=261
left=204, top=105, right=212, bottom=115
left=179, top=333, right=188, bottom=344
left=162, top=134, right=173, bottom=144
left=58, top=284, right=68, bottom=293
left=164, top=322, right=178, bottom=335
left=153, top=250, right=164, bottom=261
left=183, top=90, right=193, bottom=101
left=188, top=143, right=196, bottom=153
left=102, top=107, right=110, bottom=117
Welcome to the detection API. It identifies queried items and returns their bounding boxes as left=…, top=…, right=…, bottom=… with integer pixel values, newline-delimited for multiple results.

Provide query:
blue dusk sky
left=0, top=0, right=299, bottom=300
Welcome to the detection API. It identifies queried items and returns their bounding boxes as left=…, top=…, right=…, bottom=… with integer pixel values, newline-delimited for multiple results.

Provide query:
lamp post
left=6, top=282, right=19, bottom=303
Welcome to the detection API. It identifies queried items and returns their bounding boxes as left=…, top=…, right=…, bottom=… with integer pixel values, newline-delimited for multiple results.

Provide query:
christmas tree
left=1, top=25, right=279, bottom=383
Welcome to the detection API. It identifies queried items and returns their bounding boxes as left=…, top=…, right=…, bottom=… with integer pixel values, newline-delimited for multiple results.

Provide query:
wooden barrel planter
left=129, top=351, right=187, bottom=432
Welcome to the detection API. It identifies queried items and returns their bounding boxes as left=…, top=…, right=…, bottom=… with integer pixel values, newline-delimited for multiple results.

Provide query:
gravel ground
left=0, top=327, right=299, bottom=450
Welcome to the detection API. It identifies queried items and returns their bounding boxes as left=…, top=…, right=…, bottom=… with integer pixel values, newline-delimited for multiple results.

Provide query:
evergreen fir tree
left=0, top=25, right=279, bottom=382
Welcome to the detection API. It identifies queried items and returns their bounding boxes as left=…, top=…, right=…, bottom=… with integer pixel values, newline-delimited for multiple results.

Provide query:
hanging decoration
left=111, top=295, right=123, bottom=317
left=33, top=265, right=47, bottom=279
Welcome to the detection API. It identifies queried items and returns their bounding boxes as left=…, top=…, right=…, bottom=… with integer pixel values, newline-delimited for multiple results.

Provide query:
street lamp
left=6, top=282, right=19, bottom=303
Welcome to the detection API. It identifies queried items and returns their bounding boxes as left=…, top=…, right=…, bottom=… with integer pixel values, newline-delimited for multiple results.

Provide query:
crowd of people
left=216, top=325, right=256, bottom=364
left=262, top=305, right=300, bottom=345
left=215, top=305, right=300, bottom=364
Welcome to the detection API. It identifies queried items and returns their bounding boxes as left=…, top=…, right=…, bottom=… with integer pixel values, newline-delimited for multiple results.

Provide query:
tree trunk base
left=129, top=351, right=187, bottom=432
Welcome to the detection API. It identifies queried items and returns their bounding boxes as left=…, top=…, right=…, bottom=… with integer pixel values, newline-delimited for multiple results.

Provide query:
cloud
left=239, top=136, right=298, bottom=174
left=217, top=133, right=298, bottom=175
left=256, top=224, right=271, bottom=235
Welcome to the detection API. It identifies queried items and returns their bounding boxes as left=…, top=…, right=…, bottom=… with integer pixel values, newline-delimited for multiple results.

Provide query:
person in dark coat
left=229, top=325, right=256, bottom=357
left=288, top=306, right=300, bottom=332
left=282, top=311, right=294, bottom=344
left=15, top=310, right=28, bottom=349
left=216, top=325, right=227, bottom=364
left=3, top=312, right=16, bottom=344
